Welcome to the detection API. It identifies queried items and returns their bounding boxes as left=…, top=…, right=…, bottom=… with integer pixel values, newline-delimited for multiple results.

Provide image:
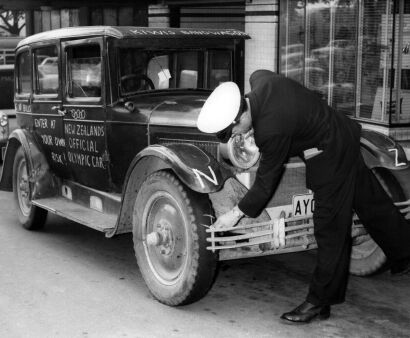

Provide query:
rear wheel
left=12, top=146, right=47, bottom=230
left=132, top=171, right=218, bottom=306
left=349, top=169, right=402, bottom=276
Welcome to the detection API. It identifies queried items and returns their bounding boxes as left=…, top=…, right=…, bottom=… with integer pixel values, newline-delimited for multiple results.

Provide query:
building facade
left=279, top=0, right=410, bottom=146
left=1, top=0, right=410, bottom=144
left=152, top=1, right=410, bottom=145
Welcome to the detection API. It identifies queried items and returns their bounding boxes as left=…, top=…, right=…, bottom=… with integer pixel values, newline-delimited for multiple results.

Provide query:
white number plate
left=292, top=194, right=314, bottom=218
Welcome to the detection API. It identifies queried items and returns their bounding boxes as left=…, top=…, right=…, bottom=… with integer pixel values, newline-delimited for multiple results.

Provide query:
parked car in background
left=1, top=26, right=410, bottom=307
left=0, top=64, right=16, bottom=161
left=0, top=37, right=22, bottom=161
left=0, top=36, right=22, bottom=65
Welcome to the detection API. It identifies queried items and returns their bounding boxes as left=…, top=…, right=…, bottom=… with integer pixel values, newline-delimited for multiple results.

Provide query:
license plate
left=292, top=194, right=314, bottom=218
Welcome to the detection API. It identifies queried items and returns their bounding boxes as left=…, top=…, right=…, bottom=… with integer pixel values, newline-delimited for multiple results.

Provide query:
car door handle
left=51, top=106, right=67, bottom=116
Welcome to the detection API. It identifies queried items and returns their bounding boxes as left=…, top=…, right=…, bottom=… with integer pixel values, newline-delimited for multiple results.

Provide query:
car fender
left=107, top=143, right=233, bottom=237
left=128, top=143, right=232, bottom=194
left=360, top=129, right=408, bottom=170
left=360, top=129, right=410, bottom=200
left=0, top=128, right=58, bottom=198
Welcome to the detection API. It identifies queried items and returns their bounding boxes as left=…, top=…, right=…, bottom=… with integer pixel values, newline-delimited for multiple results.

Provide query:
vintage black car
left=1, top=26, right=410, bottom=306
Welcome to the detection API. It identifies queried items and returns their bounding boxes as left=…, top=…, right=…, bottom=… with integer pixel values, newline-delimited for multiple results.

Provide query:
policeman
left=197, top=70, right=410, bottom=324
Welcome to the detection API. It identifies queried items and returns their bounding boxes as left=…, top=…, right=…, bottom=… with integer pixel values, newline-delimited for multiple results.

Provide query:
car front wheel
left=132, top=171, right=218, bottom=306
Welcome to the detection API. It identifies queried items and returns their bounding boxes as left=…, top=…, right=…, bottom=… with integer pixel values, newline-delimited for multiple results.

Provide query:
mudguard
left=360, top=129, right=410, bottom=200
left=108, top=143, right=233, bottom=237
left=0, top=128, right=58, bottom=198
left=127, top=143, right=232, bottom=194
left=360, top=129, right=408, bottom=170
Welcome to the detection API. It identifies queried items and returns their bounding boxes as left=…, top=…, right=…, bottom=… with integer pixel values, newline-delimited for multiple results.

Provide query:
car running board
left=32, top=197, right=117, bottom=233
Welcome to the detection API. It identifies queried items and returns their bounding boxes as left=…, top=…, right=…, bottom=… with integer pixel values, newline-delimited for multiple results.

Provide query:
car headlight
left=219, top=130, right=260, bottom=169
left=0, top=111, right=8, bottom=127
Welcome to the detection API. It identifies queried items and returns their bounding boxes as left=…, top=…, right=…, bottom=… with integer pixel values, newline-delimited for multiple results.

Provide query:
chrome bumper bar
left=206, top=214, right=367, bottom=261
left=395, top=199, right=410, bottom=220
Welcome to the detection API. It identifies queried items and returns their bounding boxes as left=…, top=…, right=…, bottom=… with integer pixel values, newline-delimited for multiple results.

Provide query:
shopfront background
left=280, top=0, right=410, bottom=134
left=2, top=0, right=410, bottom=140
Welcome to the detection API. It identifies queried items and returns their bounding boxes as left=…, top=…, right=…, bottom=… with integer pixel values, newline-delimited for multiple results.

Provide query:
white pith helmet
left=197, top=82, right=241, bottom=133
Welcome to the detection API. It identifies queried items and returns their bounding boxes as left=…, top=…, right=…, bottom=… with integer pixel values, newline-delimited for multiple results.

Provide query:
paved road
left=1, top=190, right=410, bottom=338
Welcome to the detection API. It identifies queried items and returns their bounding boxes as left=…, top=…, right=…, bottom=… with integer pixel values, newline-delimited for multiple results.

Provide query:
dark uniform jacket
left=238, top=70, right=362, bottom=217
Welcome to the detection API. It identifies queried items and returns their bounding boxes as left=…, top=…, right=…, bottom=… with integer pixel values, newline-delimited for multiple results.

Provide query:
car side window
left=34, top=45, right=59, bottom=95
left=16, top=51, right=31, bottom=95
left=67, top=44, right=101, bottom=98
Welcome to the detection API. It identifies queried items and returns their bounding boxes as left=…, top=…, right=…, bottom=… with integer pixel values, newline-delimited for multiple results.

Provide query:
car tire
left=349, top=232, right=386, bottom=276
left=132, top=171, right=218, bottom=306
left=349, top=168, right=402, bottom=276
left=12, top=146, right=47, bottom=230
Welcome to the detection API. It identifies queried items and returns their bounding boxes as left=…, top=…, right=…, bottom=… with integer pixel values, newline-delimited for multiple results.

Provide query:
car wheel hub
left=142, top=192, right=189, bottom=286
left=17, top=160, right=31, bottom=216
left=19, top=177, right=29, bottom=199
left=146, top=220, right=176, bottom=256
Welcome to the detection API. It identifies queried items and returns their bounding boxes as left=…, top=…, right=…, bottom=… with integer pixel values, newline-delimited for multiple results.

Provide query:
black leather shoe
left=280, top=301, right=331, bottom=324
left=391, top=257, right=410, bottom=275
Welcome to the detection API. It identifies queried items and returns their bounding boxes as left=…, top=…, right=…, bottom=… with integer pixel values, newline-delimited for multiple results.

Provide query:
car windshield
left=118, top=48, right=232, bottom=95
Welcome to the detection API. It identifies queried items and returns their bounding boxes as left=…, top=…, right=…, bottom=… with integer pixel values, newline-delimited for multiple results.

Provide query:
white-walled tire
left=132, top=171, right=218, bottom=306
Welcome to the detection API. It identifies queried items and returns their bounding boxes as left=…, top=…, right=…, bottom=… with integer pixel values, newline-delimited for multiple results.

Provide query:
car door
left=29, top=43, right=70, bottom=178
left=61, top=37, right=110, bottom=191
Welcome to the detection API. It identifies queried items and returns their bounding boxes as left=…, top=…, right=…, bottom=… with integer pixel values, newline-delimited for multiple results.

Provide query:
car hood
left=130, top=92, right=210, bottom=128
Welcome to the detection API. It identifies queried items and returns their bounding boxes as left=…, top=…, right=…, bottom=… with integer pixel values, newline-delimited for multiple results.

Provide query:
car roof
left=17, top=26, right=250, bottom=48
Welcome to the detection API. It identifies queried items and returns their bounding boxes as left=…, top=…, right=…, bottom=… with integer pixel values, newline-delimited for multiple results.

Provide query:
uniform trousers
left=306, top=154, right=410, bottom=306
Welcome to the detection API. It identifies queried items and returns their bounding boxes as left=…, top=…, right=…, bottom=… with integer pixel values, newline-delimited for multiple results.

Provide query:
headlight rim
left=224, top=131, right=260, bottom=170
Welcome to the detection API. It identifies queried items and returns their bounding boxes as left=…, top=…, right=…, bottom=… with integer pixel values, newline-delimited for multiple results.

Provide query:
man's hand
left=212, top=205, right=244, bottom=230
left=394, top=201, right=410, bottom=220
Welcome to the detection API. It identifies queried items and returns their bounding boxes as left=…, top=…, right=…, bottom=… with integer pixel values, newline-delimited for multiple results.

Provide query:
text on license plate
left=292, top=194, right=314, bottom=218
